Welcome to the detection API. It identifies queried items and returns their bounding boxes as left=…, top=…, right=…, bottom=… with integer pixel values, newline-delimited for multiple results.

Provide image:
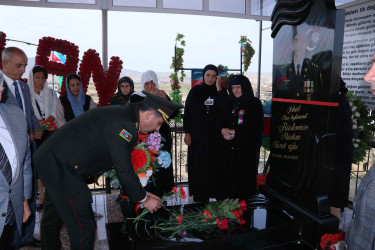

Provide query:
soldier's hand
left=146, top=192, right=160, bottom=201
left=142, top=194, right=161, bottom=214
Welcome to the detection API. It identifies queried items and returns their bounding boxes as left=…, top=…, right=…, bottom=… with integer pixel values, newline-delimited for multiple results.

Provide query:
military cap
left=142, top=91, right=183, bottom=122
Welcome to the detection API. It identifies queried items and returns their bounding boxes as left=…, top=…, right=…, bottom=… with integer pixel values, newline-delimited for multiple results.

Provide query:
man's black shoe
left=21, top=237, right=42, bottom=248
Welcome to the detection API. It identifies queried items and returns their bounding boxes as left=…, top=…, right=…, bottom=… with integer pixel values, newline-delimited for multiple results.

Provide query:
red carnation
left=238, top=200, right=247, bottom=211
left=232, top=209, right=242, bottom=220
left=178, top=187, right=187, bottom=199
left=202, top=210, right=212, bottom=222
left=176, top=214, right=183, bottom=223
left=216, top=218, right=228, bottom=230
left=131, top=149, right=148, bottom=172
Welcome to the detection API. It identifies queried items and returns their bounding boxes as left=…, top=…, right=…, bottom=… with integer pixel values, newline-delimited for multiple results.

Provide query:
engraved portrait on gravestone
left=273, top=23, right=333, bottom=101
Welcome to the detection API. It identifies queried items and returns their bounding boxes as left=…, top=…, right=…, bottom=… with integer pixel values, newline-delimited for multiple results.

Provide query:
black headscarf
left=227, top=74, right=254, bottom=105
left=203, top=64, right=218, bottom=82
left=200, top=64, right=218, bottom=97
left=116, top=76, right=134, bottom=102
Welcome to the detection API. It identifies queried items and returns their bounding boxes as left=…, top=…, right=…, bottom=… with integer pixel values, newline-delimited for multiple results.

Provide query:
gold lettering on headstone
left=272, top=105, right=310, bottom=161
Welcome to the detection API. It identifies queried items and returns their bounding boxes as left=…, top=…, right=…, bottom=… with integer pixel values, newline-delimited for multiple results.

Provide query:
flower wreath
left=35, top=36, right=79, bottom=91
left=0, top=32, right=6, bottom=68
left=239, top=36, right=255, bottom=73
left=105, top=131, right=172, bottom=189
left=131, top=145, right=151, bottom=174
left=346, top=91, right=374, bottom=163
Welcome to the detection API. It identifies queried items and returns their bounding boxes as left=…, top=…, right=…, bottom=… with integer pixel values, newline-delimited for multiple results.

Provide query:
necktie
left=0, top=143, right=15, bottom=225
left=297, top=64, right=301, bottom=76
left=13, top=81, right=23, bottom=110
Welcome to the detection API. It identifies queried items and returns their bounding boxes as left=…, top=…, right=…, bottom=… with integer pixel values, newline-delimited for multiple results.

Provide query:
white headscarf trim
left=29, top=69, right=52, bottom=120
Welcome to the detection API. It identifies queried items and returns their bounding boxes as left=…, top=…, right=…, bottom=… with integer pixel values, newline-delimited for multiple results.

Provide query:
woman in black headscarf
left=218, top=74, right=263, bottom=198
left=110, top=76, right=134, bottom=105
left=183, top=64, right=226, bottom=202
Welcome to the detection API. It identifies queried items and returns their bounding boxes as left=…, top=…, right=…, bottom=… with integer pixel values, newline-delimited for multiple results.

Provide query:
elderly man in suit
left=1, top=47, right=41, bottom=247
left=0, top=74, right=32, bottom=249
left=346, top=53, right=375, bottom=250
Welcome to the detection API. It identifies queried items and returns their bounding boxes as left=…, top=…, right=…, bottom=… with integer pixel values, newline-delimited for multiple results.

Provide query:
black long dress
left=218, top=97, right=263, bottom=198
left=130, top=94, right=174, bottom=197
left=183, top=83, right=225, bottom=202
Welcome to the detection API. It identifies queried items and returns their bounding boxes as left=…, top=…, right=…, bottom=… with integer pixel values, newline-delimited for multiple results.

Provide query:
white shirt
left=3, top=74, right=26, bottom=113
left=0, top=114, right=17, bottom=179
left=34, top=89, right=46, bottom=118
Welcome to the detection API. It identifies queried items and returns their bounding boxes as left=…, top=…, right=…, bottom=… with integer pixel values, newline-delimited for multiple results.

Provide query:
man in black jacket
left=34, top=91, right=182, bottom=249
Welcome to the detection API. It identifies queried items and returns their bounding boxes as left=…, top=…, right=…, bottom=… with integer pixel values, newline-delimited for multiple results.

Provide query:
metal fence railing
left=92, top=125, right=372, bottom=205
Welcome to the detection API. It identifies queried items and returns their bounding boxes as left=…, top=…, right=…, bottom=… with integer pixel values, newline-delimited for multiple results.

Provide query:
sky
left=0, top=5, right=273, bottom=74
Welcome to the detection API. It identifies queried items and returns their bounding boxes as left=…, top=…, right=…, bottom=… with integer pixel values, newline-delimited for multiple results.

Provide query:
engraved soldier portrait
left=275, top=26, right=323, bottom=100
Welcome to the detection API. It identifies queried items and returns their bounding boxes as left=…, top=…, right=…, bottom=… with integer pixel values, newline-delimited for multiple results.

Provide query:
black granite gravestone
left=266, top=0, right=345, bottom=218
left=107, top=1, right=344, bottom=249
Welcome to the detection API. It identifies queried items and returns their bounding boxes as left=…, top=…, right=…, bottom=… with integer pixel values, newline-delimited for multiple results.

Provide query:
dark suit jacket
left=3, top=80, right=39, bottom=134
left=33, top=103, right=146, bottom=203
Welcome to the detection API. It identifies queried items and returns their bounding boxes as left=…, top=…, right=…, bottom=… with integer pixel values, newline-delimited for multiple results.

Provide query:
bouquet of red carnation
left=34, top=119, right=58, bottom=134
left=129, top=191, right=247, bottom=239
left=320, top=232, right=345, bottom=249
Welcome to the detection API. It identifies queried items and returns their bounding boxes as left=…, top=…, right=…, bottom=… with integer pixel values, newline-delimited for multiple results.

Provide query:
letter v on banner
left=78, top=49, right=123, bottom=107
